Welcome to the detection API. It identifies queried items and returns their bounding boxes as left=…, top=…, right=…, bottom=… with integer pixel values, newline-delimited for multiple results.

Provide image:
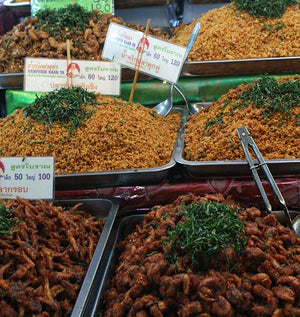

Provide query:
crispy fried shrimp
left=57, top=42, right=67, bottom=54
left=11, top=47, right=26, bottom=58
left=250, top=273, right=272, bottom=289
left=130, top=273, right=149, bottom=298
left=36, top=30, right=49, bottom=39
left=83, top=39, right=99, bottom=54
left=84, top=28, right=92, bottom=40
left=273, top=286, right=295, bottom=303
left=272, top=308, right=284, bottom=317
left=226, top=287, right=242, bottom=305
left=277, top=276, right=300, bottom=291
left=149, top=304, right=164, bottom=317
left=252, top=284, right=275, bottom=304
left=199, top=276, right=226, bottom=302
left=107, top=302, right=126, bottom=317
left=178, top=301, right=202, bottom=317
left=211, top=296, right=233, bottom=316
left=48, top=37, right=58, bottom=49
left=146, top=260, right=167, bottom=285
left=28, top=29, right=39, bottom=42
left=93, top=23, right=102, bottom=38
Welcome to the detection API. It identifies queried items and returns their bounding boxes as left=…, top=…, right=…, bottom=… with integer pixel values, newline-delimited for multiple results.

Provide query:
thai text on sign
left=102, top=22, right=187, bottom=84
left=0, top=157, right=54, bottom=200
left=24, top=58, right=121, bottom=95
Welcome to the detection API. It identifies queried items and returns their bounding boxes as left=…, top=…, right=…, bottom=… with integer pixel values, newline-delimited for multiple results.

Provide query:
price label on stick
left=0, top=157, right=54, bottom=200
left=102, top=22, right=187, bottom=84
left=24, top=58, right=121, bottom=95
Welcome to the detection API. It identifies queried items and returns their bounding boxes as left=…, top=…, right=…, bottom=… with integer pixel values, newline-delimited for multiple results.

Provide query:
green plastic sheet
left=5, top=73, right=297, bottom=116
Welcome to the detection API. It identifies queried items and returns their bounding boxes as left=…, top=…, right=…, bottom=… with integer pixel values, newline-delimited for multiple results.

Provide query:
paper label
left=102, top=23, right=187, bottom=84
left=0, top=157, right=54, bottom=200
left=31, top=0, right=114, bottom=15
left=24, top=58, right=121, bottom=95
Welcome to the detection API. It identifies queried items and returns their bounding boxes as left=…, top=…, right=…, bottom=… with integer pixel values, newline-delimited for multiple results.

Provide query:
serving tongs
left=237, top=126, right=300, bottom=235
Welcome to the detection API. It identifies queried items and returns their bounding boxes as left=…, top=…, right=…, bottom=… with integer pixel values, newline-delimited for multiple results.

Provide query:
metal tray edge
left=55, top=106, right=187, bottom=190
left=182, top=56, right=300, bottom=76
left=69, top=197, right=120, bottom=317
left=174, top=115, right=300, bottom=177
left=1, top=56, right=299, bottom=88
left=90, top=214, right=146, bottom=317
left=89, top=208, right=300, bottom=316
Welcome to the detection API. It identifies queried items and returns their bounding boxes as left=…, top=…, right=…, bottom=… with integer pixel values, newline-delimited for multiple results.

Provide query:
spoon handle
left=183, top=22, right=201, bottom=61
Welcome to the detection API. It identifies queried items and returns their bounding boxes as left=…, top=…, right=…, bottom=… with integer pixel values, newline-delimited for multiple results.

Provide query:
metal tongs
left=237, top=126, right=294, bottom=231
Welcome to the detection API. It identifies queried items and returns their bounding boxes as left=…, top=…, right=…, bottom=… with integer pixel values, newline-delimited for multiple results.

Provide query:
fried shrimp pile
left=0, top=199, right=104, bottom=316
left=103, top=193, right=300, bottom=316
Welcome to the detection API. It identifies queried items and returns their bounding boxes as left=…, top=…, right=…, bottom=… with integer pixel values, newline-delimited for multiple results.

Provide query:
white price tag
left=102, top=23, right=187, bottom=84
left=24, top=58, right=121, bottom=95
left=0, top=157, right=54, bottom=200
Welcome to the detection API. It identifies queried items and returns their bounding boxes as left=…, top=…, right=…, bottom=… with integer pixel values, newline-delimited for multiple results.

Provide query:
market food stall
left=0, top=1, right=299, bottom=316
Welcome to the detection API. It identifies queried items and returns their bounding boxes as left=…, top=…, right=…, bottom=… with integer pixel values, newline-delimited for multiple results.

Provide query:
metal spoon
left=154, top=83, right=174, bottom=116
left=153, top=22, right=201, bottom=116
left=237, top=126, right=300, bottom=236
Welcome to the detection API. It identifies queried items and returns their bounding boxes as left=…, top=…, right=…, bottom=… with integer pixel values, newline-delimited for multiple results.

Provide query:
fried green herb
left=232, top=0, right=298, bottom=18
left=261, top=21, right=285, bottom=36
left=232, top=76, right=300, bottom=123
left=204, top=113, right=223, bottom=135
left=23, top=87, right=99, bottom=131
left=229, top=136, right=235, bottom=151
left=0, top=203, right=18, bottom=236
left=166, top=201, right=247, bottom=268
left=35, top=4, right=91, bottom=38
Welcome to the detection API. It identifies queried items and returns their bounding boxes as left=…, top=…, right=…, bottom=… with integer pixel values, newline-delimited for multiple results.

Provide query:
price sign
left=31, top=0, right=114, bottom=16
left=102, top=22, right=187, bottom=84
left=24, top=58, right=121, bottom=95
left=0, top=157, right=54, bottom=200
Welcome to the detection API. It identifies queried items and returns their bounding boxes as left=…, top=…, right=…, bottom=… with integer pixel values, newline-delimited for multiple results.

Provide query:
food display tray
left=182, top=56, right=300, bottom=77
left=1, top=56, right=299, bottom=89
left=174, top=108, right=300, bottom=177
left=0, top=68, right=151, bottom=89
left=73, top=208, right=300, bottom=317
left=54, top=198, right=120, bottom=317
left=54, top=106, right=187, bottom=190
left=3, top=0, right=31, bottom=18
left=81, top=214, right=146, bottom=317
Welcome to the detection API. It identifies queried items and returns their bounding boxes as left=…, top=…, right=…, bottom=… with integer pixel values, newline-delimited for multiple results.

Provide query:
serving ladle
left=237, top=126, right=300, bottom=237
left=154, top=83, right=174, bottom=116
left=153, top=21, right=201, bottom=116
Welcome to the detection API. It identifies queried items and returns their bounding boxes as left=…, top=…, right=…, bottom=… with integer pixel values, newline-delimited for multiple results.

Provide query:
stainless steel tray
left=78, top=208, right=300, bottom=316
left=0, top=73, right=23, bottom=89
left=54, top=106, right=187, bottom=190
left=3, top=0, right=31, bottom=18
left=1, top=56, right=299, bottom=89
left=54, top=198, right=120, bottom=317
left=84, top=214, right=146, bottom=317
left=0, top=68, right=151, bottom=89
left=175, top=105, right=300, bottom=177
left=182, top=56, right=300, bottom=77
